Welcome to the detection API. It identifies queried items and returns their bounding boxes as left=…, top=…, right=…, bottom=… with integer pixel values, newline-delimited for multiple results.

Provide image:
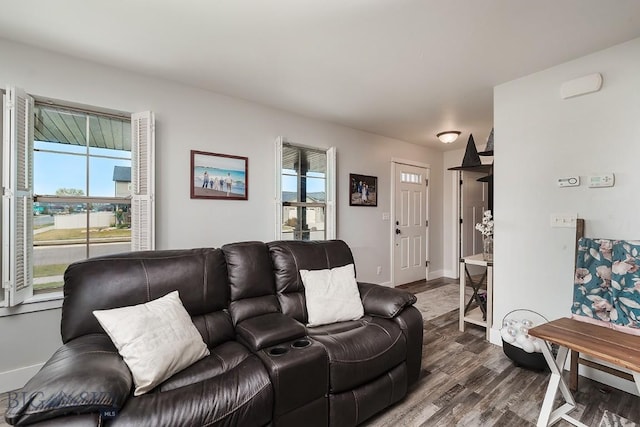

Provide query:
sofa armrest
left=236, top=313, right=306, bottom=351
left=5, top=334, right=132, bottom=426
left=13, top=413, right=103, bottom=426
left=358, top=282, right=417, bottom=318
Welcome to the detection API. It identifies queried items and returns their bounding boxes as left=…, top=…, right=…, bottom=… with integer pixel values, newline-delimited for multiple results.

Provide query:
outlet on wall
left=376, top=266, right=382, bottom=275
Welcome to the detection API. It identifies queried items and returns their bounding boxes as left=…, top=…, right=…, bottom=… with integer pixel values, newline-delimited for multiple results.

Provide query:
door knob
left=395, top=228, right=401, bottom=235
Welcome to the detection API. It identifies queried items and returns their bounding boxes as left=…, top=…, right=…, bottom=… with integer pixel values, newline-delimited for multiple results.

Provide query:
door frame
left=452, top=171, right=461, bottom=279
left=454, top=170, right=488, bottom=278
left=390, top=158, right=430, bottom=287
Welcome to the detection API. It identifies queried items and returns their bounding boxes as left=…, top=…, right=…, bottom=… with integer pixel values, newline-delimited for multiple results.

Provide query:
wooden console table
left=529, top=317, right=640, bottom=427
left=459, top=254, right=493, bottom=341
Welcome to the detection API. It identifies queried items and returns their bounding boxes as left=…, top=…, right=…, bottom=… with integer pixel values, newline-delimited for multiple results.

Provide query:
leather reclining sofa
left=6, top=240, right=423, bottom=427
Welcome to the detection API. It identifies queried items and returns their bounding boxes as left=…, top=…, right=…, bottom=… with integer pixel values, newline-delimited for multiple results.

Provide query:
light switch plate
left=550, top=213, right=577, bottom=228
left=558, top=176, right=580, bottom=187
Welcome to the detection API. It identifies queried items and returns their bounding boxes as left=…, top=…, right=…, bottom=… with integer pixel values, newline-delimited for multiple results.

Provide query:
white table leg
left=633, top=372, right=640, bottom=395
left=459, top=260, right=466, bottom=333
left=536, top=343, right=587, bottom=427
left=485, top=265, right=493, bottom=341
left=537, top=343, right=566, bottom=426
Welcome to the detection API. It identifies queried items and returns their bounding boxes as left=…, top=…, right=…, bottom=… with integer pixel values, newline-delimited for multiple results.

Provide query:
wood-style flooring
left=1, top=277, right=638, bottom=426
left=365, top=277, right=640, bottom=426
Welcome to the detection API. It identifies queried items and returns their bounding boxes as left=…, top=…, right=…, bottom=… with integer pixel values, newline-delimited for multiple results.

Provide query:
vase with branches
left=475, top=210, right=494, bottom=261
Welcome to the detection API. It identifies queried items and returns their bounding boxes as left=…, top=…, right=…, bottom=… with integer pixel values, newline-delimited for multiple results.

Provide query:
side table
left=459, top=254, right=493, bottom=341
left=529, top=317, right=640, bottom=427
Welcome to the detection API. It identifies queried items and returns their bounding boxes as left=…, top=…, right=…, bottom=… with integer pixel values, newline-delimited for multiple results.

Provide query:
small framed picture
left=349, top=173, right=377, bottom=207
left=190, top=150, right=248, bottom=200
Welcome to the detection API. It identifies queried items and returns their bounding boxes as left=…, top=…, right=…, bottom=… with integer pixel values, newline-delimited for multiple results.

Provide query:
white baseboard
left=577, top=363, right=639, bottom=396
left=0, top=363, right=43, bottom=393
left=427, top=269, right=445, bottom=281
left=442, top=269, right=458, bottom=280
left=376, top=281, right=393, bottom=288
left=489, top=327, right=502, bottom=346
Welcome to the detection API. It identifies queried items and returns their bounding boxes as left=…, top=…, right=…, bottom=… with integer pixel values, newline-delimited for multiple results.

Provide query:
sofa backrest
left=267, top=240, right=355, bottom=323
left=61, top=248, right=234, bottom=347
left=222, top=241, right=280, bottom=325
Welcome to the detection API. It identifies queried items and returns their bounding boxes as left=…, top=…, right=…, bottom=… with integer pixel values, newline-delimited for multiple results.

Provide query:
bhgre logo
left=6, top=390, right=119, bottom=418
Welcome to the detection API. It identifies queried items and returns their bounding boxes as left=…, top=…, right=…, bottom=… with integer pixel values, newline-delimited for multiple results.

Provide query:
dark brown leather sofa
left=6, top=240, right=423, bottom=427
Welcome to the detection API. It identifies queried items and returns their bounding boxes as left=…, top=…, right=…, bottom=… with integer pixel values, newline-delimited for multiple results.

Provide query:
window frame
left=32, top=101, right=133, bottom=295
left=1, top=86, right=155, bottom=313
left=275, top=137, right=336, bottom=241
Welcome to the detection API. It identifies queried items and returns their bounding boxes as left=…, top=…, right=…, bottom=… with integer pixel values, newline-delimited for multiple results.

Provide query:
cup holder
left=268, top=346, right=289, bottom=356
left=291, top=339, right=311, bottom=349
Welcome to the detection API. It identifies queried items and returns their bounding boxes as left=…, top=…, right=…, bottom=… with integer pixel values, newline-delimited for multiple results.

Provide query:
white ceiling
left=1, top=0, right=639, bottom=151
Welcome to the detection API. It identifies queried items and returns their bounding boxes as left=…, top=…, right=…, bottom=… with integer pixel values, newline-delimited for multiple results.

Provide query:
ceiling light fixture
left=437, top=131, right=461, bottom=144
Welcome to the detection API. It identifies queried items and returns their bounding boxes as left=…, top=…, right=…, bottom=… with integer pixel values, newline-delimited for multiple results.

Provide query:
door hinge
left=425, top=220, right=429, bottom=227
left=460, top=179, right=463, bottom=186
left=460, top=218, right=463, bottom=224
left=425, top=260, right=429, bottom=267
left=425, top=179, right=429, bottom=186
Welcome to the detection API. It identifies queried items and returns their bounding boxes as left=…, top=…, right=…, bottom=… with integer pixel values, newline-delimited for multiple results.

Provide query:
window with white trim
left=1, top=86, right=155, bottom=307
left=401, top=172, right=422, bottom=184
left=275, top=138, right=336, bottom=240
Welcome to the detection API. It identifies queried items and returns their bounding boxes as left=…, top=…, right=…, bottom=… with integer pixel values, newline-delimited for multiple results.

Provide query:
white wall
left=443, top=148, right=465, bottom=278
left=0, top=38, right=445, bottom=390
left=493, top=37, right=640, bottom=393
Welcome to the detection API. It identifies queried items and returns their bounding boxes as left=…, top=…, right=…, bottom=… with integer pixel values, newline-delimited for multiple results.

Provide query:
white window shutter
left=2, top=86, right=34, bottom=307
left=274, top=137, right=284, bottom=240
left=131, top=111, right=155, bottom=251
left=326, top=146, right=336, bottom=239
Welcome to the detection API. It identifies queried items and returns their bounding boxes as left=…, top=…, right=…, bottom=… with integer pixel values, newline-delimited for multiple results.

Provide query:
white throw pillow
left=300, top=264, right=364, bottom=327
left=93, top=291, right=209, bottom=396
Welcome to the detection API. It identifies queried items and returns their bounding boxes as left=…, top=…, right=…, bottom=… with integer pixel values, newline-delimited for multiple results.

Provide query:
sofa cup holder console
left=268, top=346, right=290, bottom=356
left=291, top=338, right=311, bottom=349
left=267, top=338, right=312, bottom=356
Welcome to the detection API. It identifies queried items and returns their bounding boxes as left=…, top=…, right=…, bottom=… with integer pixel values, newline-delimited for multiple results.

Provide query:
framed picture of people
left=190, top=150, right=248, bottom=200
left=349, top=173, right=377, bottom=207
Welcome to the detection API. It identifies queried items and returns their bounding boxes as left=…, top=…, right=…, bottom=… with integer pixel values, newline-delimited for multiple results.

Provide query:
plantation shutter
left=131, top=111, right=155, bottom=251
left=2, top=86, right=34, bottom=307
left=325, top=146, right=336, bottom=239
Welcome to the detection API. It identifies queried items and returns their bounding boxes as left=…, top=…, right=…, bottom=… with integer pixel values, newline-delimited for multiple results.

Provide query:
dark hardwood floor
left=365, top=278, right=640, bottom=426
left=1, top=277, right=638, bottom=426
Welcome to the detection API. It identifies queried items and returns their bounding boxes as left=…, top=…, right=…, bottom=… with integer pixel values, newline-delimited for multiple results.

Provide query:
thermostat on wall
left=588, top=173, right=614, bottom=188
left=557, top=176, right=580, bottom=187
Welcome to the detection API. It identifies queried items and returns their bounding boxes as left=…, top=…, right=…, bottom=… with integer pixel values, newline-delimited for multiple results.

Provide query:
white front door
left=393, top=162, right=429, bottom=286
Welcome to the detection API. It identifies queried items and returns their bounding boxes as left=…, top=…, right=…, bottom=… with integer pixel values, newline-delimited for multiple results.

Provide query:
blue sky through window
left=282, top=170, right=325, bottom=193
left=34, top=141, right=131, bottom=197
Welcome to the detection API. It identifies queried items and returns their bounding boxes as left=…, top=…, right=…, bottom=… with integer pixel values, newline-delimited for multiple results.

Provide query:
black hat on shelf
left=478, top=128, right=494, bottom=156
left=460, top=134, right=481, bottom=167
left=477, top=162, right=493, bottom=182
left=448, top=134, right=491, bottom=171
